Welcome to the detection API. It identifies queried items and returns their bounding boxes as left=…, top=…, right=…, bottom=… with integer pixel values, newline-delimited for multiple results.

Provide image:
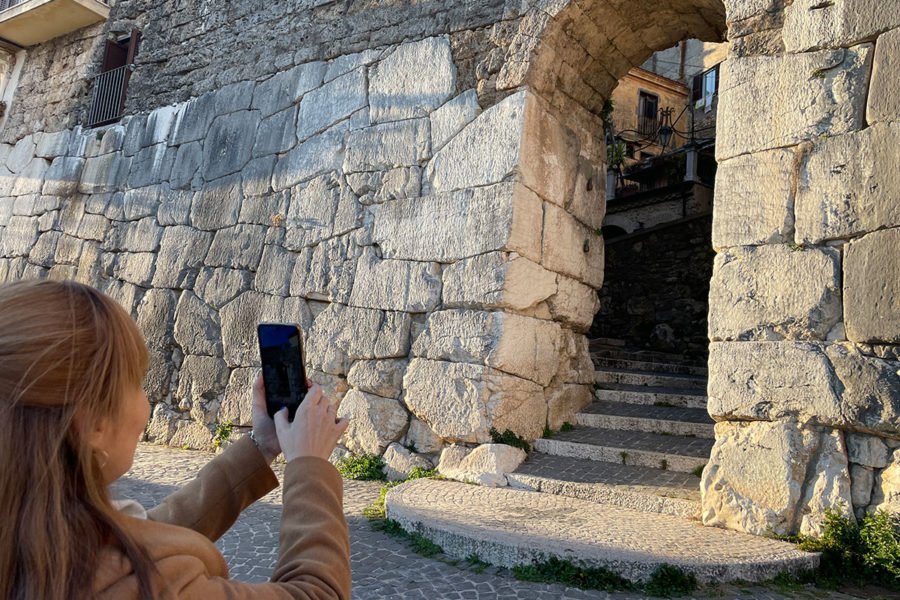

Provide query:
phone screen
left=257, top=323, right=308, bottom=420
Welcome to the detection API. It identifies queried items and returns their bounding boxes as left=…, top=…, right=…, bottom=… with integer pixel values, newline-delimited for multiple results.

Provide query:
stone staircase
left=508, top=338, right=715, bottom=519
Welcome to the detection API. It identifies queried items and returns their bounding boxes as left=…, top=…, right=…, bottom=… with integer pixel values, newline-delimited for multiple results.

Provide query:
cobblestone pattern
left=120, top=444, right=861, bottom=600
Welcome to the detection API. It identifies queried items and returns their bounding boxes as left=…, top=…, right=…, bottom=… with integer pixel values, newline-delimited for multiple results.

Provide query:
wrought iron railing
left=86, top=65, right=129, bottom=128
left=636, top=115, right=658, bottom=137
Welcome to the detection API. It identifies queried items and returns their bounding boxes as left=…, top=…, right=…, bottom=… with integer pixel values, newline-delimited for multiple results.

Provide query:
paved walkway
left=117, top=444, right=867, bottom=600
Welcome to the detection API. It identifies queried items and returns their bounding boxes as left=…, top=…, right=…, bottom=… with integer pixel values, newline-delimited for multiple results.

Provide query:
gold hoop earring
left=96, top=450, right=109, bottom=469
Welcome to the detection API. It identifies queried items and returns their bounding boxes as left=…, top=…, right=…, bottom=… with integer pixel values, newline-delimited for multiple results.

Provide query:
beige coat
left=94, top=437, right=351, bottom=599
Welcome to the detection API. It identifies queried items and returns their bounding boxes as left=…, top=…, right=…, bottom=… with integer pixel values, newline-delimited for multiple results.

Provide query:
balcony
left=0, top=0, right=109, bottom=47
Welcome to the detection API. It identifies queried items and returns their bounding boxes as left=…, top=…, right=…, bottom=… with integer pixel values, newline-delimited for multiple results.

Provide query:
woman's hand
left=274, top=384, right=349, bottom=462
left=250, top=374, right=282, bottom=464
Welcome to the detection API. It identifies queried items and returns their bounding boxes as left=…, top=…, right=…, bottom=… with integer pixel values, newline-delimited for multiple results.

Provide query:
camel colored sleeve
left=147, top=436, right=279, bottom=541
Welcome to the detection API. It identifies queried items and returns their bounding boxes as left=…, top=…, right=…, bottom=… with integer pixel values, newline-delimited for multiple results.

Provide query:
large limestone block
left=712, top=150, right=795, bottom=248
left=78, top=153, right=131, bottom=194
left=844, top=228, right=900, bottom=343
left=373, top=183, right=542, bottom=263
left=157, top=187, right=193, bottom=226
left=784, top=0, right=900, bottom=52
left=152, top=226, right=213, bottom=289
left=136, top=288, right=177, bottom=351
left=272, top=125, right=346, bottom=191
left=194, top=267, right=253, bottom=310
left=847, top=433, right=890, bottom=469
left=412, top=310, right=563, bottom=386
left=251, top=61, right=326, bottom=118
left=1, top=216, right=38, bottom=257
left=519, top=94, right=579, bottom=207
left=869, top=449, right=900, bottom=513
left=175, top=355, right=229, bottom=405
left=343, top=119, right=430, bottom=172
left=702, top=421, right=820, bottom=536
left=546, top=384, right=593, bottom=430
left=219, top=367, right=257, bottom=427
left=34, top=130, right=71, bottom=159
left=173, top=291, right=222, bottom=357
left=403, top=358, right=546, bottom=443
left=290, top=233, right=360, bottom=303
left=337, top=389, right=408, bottom=456
left=252, top=106, right=298, bottom=158
left=122, top=186, right=160, bottom=221
left=547, top=275, right=601, bottom=333
left=867, top=27, right=900, bottom=124
left=826, top=344, right=900, bottom=436
left=201, top=110, right=261, bottom=181
left=369, top=38, right=455, bottom=124
left=220, top=292, right=284, bottom=366
left=42, top=157, right=85, bottom=196
left=10, top=158, right=49, bottom=196
left=6, top=135, right=35, bottom=173
left=798, top=429, right=855, bottom=537
left=349, top=248, right=442, bottom=312
left=554, top=329, right=595, bottom=387
left=542, top=203, right=604, bottom=289
left=430, top=90, right=481, bottom=152
left=443, top=252, right=558, bottom=312
left=404, top=417, right=443, bottom=455
left=114, top=253, right=157, bottom=287
left=426, top=91, right=526, bottom=193
left=796, top=124, right=900, bottom=243
left=205, top=225, right=267, bottom=270
left=382, top=443, right=434, bottom=481
left=439, top=443, right=527, bottom=487
left=347, top=359, right=408, bottom=399
left=568, top=155, right=606, bottom=231
left=284, top=174, right=360, bottom=250
left=297, top=68, right=367, bottom=141
left=708, top=245, right=841, bottom=341
left=306, top=303, right=411, bottom=376
left=717, top=46, right=872, bottom=161
left=708, top=342, right=843, bottom=425
left=169, top=419, right=215, bottom=451
left=127, top=144, right=175, bottom=189
left=254, top=244, right=297, bottom=296
left=851, top=465, right=875, bottom=509
left=191, top=175, right=242, bottom=231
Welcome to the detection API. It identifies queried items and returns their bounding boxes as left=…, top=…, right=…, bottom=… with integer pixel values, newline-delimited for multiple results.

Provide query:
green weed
left=213, top=419, right=233, bottom=449
left=644, top=563, right=698, bottom=597
left=513, top=556, right=633, bottom=593
left=489, top=428, right=531, bottom=453
left=336, top=454, right=386, bottom=481
left=692, top=464, right=706, bottom=478
left=561, top=422, right=575, bottom=432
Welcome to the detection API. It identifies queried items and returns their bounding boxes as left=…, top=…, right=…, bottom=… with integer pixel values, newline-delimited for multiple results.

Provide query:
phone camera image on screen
left=258, top=324, right=308, bottom=420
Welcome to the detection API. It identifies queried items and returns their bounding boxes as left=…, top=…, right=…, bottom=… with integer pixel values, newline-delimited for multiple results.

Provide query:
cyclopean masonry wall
left=1, top=0, right=900, bottom=538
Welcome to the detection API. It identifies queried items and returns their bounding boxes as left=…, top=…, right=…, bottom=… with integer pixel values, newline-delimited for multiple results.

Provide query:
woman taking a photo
left=0, top=279, right=351, bottom=599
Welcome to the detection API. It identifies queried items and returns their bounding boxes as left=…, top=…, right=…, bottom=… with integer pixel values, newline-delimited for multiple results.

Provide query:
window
left=692, top=63, right=720, bottom=112
left=637, top=91, right=658, bottom=136
left=86, top=29, right=141, bottom=127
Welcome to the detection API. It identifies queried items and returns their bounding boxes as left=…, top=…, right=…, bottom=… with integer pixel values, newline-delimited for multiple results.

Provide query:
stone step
left=508, top=452, right=701, bottom=518
left=592, top=356, right=709, bottom=376
left=577, top=400, right=716, bottom=439
left=594, top=383, right=708, bottom=410
left=594, top=367, right=708, bottom=390
left=534, top=426, right=713, bottom=473
left=590, top=347, right=690, bottom=364
left=385, top=478, right=819, bottom=583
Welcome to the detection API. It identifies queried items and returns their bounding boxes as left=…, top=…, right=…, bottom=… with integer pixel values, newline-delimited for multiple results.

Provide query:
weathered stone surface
left=272, top=125, right=346, bottom=191
left=430, top=90, right=480, bottom=152
left=205, top=225, right=267, bottom=270
left=252, top=106, right=298, bottom=158
left=826, top=343, right=900, bottom=436
left=702, top=421, right=820, bottom=536
left=554, top=329, right=595, bottom=387
left=440, top=443, right=527, bottom=487
left=337, top=389, right=408, bottom=455
left=128, top=144, right=175, bottom=188
left=175, top=355, right=229, bottom=405
left=194, top=267, right=253, bottom=310
left=220, top=292, right=284, bottom=366
left=708, top=245, right=841, bottom=341
left=144, top=348, right=174, bottom=404
left=347, top=359, right=408, bottom=399
left=413, top=310, right=562, bottom=387
left=109, top=217, right=163, bottom=253
left=6, top=135, right=35, bottom=173
left=251, top=61, right=326, bottom=118
left=783, top=0, right=900, bottom=52
left=717, top=46, right=872, bottom=161
left=443, top=253, right=558, bottom=312
left=28, top=231, right=60, bottom=266
left=220, top=367, right=257, bottom=427
left=547, top=275, right=601, bottom=332
left=123, top=186, right=160, bottom=221
left=306, top=303, right=411, bottom=375
left=868, top=449, right=900, bottom=513
left=796, top=124, right=900, bottom=243
left=284, top=175, right=360, bottom=250
left=34, top=130, right=71, bottom=159
left=568, top=155, right=606, bottom=231
left=844, top=228, right=900, bottom=344
left=191, top=175, right=242, bottom=230
left=403, top=358, right=546, bottom=443
left=847, top=433, right=890, bottom=469
left=347, top=167, right=421, bottom=205
left=145, top=405, right=178, bottom=445
left=436, top=445, right=471, bottom=474
left=713, top=149, right=795, bottom=248
left=169, top=141, right=202, bottom=189
left=426, top=91, right=526, bottom=192
left=519, top=95, right=578, bottom=207
left=169, top=419, right=215, bottom=451
left=798, top=429, right=854, bottom=537
left=241, top=156, right=277, bottom=198
left=542, top=203, right=604, bottom=289
left=851, top=464, right=875, bottom=509
left=290, top=233, right=360, bottom=303
left=1, top=216, right=38, bottom=257
left=344, top=119, right=430, bottom=172
left=79, top=153, right=132, bottom=194
left=152, top=226, right=213, bottom=288
left=546, top=384, right=593, bottom=430
left=349, top=248, right=442, bottom=312
left=201, top=111, right=261, bottom=182
left=297, top=68, right=367, bottom=141
left=42, top=157, right=85, bottom=196
left=867, top=27, right=900, bottom=124
left=382, top=443, right=433, bottom=481
left=174, top=291, right=222, bottom=356
left=157, top=187, right=193, bottom=226
left=253, top=244, right=296, bottom=296
left=11, top=158, right=49, bottom=196
left=136, top=288, right=177, bottom=351
left=404, top=417, right=444, bottom=455
left=373, top=183, right=542, bottom=263
left=369, top=37, right=456, bottom=124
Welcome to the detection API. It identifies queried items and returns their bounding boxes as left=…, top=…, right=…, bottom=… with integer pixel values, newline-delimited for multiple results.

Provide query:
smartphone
left=257, top=323, right=308, bottom=421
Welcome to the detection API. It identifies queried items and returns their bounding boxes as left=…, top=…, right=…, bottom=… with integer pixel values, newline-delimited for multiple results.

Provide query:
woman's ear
left=74, top=409, right=112, bottom=453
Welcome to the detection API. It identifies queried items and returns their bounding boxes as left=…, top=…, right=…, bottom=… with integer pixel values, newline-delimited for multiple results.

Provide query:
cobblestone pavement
left=117, top=444, right=868, bottom=600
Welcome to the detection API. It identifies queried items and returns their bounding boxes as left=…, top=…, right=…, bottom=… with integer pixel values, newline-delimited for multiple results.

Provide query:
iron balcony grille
left=86, top=65, right=129, bottom=128
left=0, top=0, right=109, bottom=10
left=637, top=115, right=658, bottom=137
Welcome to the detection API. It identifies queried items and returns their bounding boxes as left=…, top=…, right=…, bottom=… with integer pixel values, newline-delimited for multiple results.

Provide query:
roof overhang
left=0, top=0, right=109, bottom=47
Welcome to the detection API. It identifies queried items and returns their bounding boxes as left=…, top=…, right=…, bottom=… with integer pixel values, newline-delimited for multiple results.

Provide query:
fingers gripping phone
left=257, top=323, right=308, bottom=421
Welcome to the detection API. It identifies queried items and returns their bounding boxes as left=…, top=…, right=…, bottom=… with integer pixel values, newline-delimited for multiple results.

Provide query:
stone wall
left=591, top=212, right=713, bottom=362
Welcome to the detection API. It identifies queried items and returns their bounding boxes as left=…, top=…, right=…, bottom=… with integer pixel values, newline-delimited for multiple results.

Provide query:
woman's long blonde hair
left=0, top=280, right=157, bottom=600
